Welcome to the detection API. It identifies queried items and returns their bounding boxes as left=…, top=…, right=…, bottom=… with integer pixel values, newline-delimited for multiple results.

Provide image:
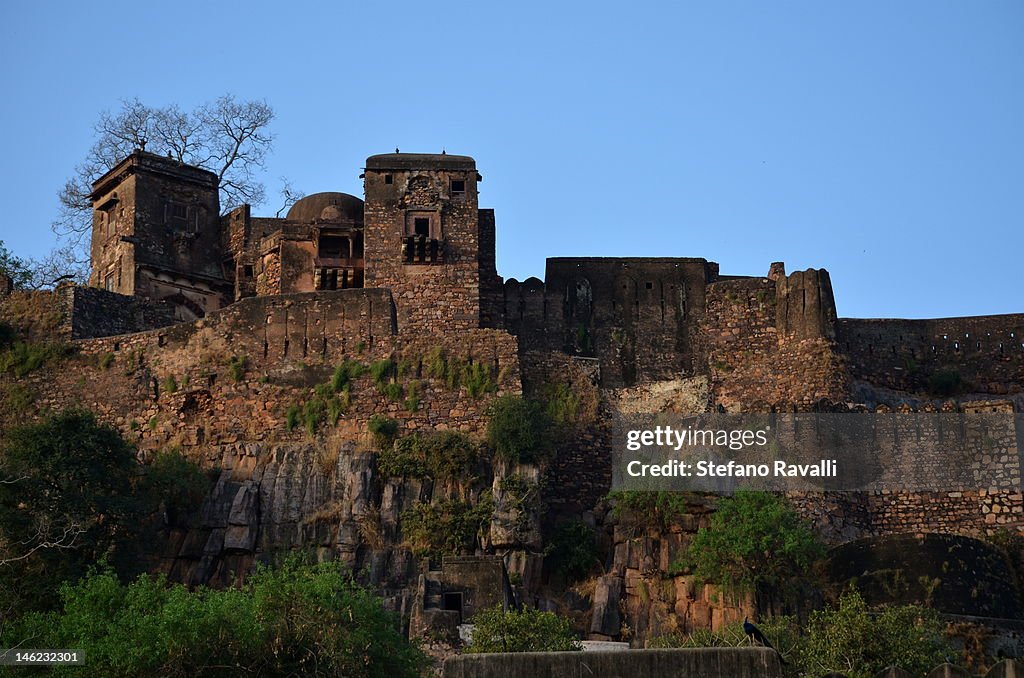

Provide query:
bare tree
left=50, top=95, right=277, bottom=280
left=275, top=177, right=306, bottom=218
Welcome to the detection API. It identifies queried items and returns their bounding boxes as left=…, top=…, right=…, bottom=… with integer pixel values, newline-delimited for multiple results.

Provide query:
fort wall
left=838, top=315, right=1024, bottom=395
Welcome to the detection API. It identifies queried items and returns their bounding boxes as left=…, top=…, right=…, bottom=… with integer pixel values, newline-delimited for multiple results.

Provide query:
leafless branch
left=275, top=178, right=305, bottom=218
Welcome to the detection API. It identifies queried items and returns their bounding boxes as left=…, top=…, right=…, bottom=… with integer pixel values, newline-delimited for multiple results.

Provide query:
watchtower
left=88, top=151, right=230, bottom=320
left=362, top=153, right=488, bottom=331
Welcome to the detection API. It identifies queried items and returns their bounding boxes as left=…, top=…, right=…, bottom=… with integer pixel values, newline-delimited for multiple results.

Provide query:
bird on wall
left=744, top=617, right=787, bottom=665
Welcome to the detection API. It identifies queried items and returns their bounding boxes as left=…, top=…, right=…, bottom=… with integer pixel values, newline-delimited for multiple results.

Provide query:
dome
left=286, top=192, right=363, bottom=223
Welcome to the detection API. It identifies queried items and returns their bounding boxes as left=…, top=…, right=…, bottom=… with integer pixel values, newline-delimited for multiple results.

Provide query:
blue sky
left=0, top=1, right=1021, bottom=319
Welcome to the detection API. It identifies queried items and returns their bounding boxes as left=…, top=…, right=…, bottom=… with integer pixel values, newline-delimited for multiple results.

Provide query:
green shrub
left=0, top=341, right=75, bottom=377
left=486, top=395, right=553, bottom=465
left=546, top=520, right=600, bottom=583
left=369, top=358, right=395, bottom=387
left=465, top=605, right=581, bottom=653
left=462, top=361, right=496, bottom=399
left=161, top=375, right=178, bottom=394
left=0, top=410, right=142, bottom=611
left=377, top=431, right=481, bottom=480
left=98, top=352, right=115, bottom=370
left=368, top=414, right=399, bottom=439
left=650, top=616, right=801, bottom=671
left=404, top=380, right=422, bottom=412
left=382, top=381, right=404, bottom=402
left=0, top=382, right=34, bottom=415
left=799, top=591, right=954, bottom=678
left=326, top=396, right=345, bottom=425
left=143, top=448, right=208, bottom=526
left=675, top=491, right=824, bottom=595
left=378, top=436, right=430, bottom=478
left=302, top=398, right=326, bottom=435
left=427, top=430, right=481, bottom=479
left=401, top=497, right=493, bottom=564
left=285, top=404, right=300, bottom=431
left=0, top=557, right=426, bottom=677
left=425, top=346, right=448, bottom=381
left=227, top=355, right=248, bottom=382
left=331, top=359, right=366, bottom=392
left=608, top=490, right=695, bottom=530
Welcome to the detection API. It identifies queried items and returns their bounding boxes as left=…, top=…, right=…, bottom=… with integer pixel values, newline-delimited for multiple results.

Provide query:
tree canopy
left=0, top=411, right=206, bottom=612
left=49, top=95, right=276, bottom=281
left=676, top=490, right=825, bottom=595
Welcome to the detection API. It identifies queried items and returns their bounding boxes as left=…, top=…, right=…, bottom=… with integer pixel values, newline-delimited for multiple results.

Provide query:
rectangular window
left=450, top=179, right=465, bottom=196
left=413, top=217, right=430, bottom=237
left=104, top=271, right=116, bottom=292
left=104, top=207, right=117, bottom=236
left=167, top=202, right=189, bottom=230
left=243, top=265, right=254, bottom=277
left=318, top=235, right=347, bottom=258
left=384, top=174, right=394, bottom=185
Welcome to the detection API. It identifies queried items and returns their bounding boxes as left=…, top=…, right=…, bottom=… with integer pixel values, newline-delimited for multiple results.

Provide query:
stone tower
left=362, top=153, right=488, bottom=331
left=88, top=151, right=231, bottom=320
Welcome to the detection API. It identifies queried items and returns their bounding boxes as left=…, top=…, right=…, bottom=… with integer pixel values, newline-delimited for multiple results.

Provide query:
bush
left=650, top=616, right=801, bottom=673
left=608, top=490, right=695, bottom=530
left=465, top=605, right=581, bottom=653
left=284, top=404, right=300, bottom=431
left=461, top=361, right=497, bottom=399
left=486, top=395, right=553, bottom=465
left=302, top=397, right=326, bottom=435
left=382, top=381, right=404, bottom=402
left=546, top=520, right=600, bottom=583
left=0, top=410, right=142, bottom=611
left=331, top=359, right=366, bottom=392
left=404, top=380, right=422, bottom=412
left=161, top=375, right=178, bottom=394
left=378, top=436, right=430, bottom=478
left=227, top=355, right=248, bottom=382
left=377, top=430, right=481, bottom=480
left=401, top=497, right=493, bottom=564
left=1, top=557, right=426, bottom=677
left=367, top=414, right=399, bottom=439
left=142, top=448, right=208, bottom=526
left=98, top=352, right=115, bottom=370
left=369, top=358, right=395, bottom=387
left=799, top=591, right=954, bottom=678
left=0, top=341, right=75, bottom=377
left=675, top=491, right=824, bottom=595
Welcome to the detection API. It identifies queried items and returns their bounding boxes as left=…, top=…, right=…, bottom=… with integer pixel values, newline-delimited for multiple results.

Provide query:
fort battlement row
left=77, top=150, right=1024, bottom=394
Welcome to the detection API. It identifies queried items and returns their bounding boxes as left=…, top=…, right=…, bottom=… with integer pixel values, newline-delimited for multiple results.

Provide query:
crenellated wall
left=838, top=315, right=1024, bottom=395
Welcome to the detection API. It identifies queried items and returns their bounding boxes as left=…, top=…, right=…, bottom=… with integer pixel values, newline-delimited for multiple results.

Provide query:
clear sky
left=0, top=1, right=1021, bottom=319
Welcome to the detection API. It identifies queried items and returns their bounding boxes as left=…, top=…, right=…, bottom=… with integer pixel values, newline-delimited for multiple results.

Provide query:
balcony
left=403, top=236, right=442, bottom=264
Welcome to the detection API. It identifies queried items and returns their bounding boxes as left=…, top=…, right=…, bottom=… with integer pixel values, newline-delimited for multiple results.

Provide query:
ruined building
left=5, top=149, right=1024, bottom=643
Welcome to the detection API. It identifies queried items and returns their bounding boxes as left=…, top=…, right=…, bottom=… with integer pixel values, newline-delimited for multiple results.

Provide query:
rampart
left=838, top=315, right=1024, bottom=395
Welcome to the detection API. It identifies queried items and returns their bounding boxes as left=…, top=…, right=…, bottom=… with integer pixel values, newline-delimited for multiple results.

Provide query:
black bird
left=744, top=617, right=787, bottom=665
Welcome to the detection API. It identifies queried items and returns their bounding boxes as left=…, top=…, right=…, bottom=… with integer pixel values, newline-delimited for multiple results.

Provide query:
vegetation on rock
left=465, top=604, right=581, bottom=653
left=675, top=491, right=824, bottom=596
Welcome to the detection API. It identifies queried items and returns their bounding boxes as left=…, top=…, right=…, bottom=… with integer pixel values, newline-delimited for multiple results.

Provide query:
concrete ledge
left=443, top=647, right=782, bottom=678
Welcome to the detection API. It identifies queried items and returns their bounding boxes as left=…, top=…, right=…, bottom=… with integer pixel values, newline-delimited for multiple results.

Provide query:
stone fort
left=4, top=149, right=1024, bottom=643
